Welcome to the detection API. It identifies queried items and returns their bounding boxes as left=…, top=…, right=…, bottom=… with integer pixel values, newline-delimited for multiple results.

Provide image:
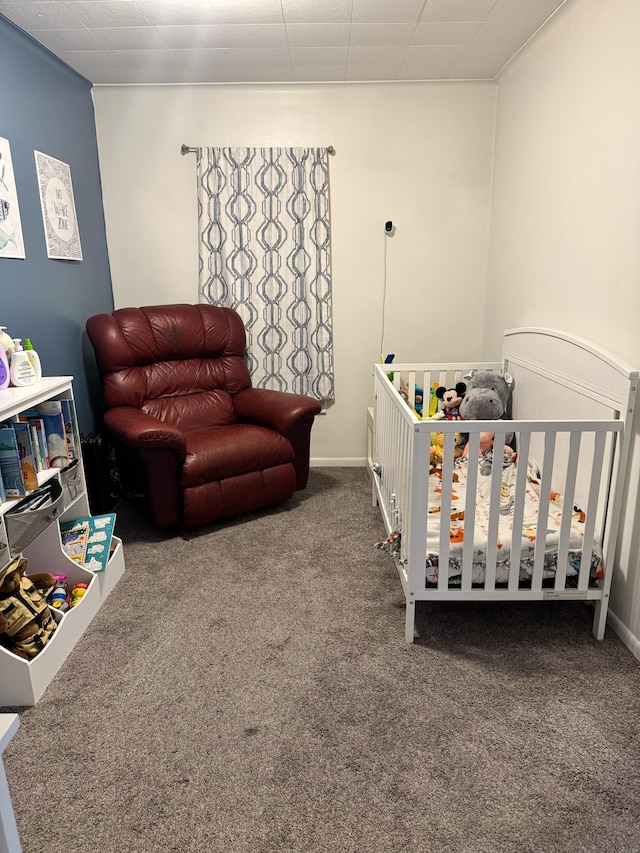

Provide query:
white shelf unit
left=0, top=377, right=125, bottom=708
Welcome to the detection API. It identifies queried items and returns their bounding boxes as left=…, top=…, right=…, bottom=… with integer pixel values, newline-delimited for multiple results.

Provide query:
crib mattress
left=423, top=450, right=603, bottom=586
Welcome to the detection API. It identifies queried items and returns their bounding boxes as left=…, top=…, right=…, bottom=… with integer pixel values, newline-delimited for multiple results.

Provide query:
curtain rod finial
left=181, top=144, right=191, bottom=155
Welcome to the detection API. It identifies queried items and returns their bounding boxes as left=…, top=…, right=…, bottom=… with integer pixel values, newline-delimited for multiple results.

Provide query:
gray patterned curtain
left=196, top=147, right=334, bottom=401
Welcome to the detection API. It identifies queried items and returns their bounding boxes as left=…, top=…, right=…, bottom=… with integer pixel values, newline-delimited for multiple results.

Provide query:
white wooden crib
left=372, top=328, right=638, bottom=643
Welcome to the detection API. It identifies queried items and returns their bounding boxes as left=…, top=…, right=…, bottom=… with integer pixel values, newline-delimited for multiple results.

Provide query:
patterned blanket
left=378, top=449, right=603, bottom=586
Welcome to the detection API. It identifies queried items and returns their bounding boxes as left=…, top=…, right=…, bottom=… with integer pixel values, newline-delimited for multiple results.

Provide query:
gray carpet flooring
left=4, top=467, right=640, bottom=853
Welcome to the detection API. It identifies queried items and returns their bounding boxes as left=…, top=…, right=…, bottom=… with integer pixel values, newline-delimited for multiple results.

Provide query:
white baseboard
left=311, top=458, right=367, bottom=467
left=607, top=608, right=640, bottom=662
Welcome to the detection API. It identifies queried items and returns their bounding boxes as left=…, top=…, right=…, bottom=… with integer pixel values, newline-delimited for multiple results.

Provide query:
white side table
left=0, top=715, right=21, bottom=853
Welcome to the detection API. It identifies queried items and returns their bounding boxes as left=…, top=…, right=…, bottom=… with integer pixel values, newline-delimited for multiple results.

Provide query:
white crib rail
left=372, top=363, right=625, bottom=643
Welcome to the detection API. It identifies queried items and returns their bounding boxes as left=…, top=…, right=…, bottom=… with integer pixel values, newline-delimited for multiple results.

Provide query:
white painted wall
left=486, top=0, right=640, bottom=655
left=92, top=81, right=496, bottom=464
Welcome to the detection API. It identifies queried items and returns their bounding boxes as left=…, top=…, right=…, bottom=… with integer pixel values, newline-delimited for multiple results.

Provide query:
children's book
left=59, top=513, right=116, bottom=573
left=12, top=422, right=38, bottom=491
left=0, top=425, right=26, bottom=497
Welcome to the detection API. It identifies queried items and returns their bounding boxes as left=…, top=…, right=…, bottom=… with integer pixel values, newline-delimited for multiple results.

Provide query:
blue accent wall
left=0, top=16, right=114, bottom=434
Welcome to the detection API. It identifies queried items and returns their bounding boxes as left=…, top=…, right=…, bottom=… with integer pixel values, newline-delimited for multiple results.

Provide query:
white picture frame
left=0, top=137, right=26, bottom=259
left=34, top=150, right=82, bottom=261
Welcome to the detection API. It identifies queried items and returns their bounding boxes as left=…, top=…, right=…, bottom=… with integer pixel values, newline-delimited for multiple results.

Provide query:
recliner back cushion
left=87, top=304, right=252, bottom=433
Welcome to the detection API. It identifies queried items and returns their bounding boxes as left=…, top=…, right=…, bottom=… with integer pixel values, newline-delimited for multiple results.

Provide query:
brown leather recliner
left=86, top=304, right=322, bottom=530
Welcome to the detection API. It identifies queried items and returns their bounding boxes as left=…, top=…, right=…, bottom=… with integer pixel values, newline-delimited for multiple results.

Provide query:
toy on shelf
left=0, top=557, right=56, bottom=660
left=69, top=583, right=89, bottom=608
left=49, top=574, right=69, bottom=612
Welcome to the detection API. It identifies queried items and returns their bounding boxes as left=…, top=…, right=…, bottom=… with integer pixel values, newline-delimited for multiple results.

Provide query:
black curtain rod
left=181, top=144, right=335, bottom=155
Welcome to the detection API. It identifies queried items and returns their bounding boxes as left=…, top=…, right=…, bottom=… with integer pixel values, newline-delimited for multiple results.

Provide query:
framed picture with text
left=34, top=150, right=82, bottom=261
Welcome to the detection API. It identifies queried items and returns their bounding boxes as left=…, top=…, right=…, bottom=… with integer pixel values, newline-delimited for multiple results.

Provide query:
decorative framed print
left=34, top=150, right=82, bottom=261
left=0, top=137, right=26, bottom=259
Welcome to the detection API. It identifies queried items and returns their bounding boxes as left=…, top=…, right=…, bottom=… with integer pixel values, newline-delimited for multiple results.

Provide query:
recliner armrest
left=105, top=407, right=186, bottom=460
left=232, top=388, right=322, bottom=433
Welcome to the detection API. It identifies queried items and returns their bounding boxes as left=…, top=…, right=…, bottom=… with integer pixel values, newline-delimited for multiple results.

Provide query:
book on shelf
left=12, top=421, right=38, bottom=491
left=0, top=424, right=26, bottom=497
left=60, top=399, right=80, bottom=461
left=18, top=414, right=49, bottom=470
left=59, top=513, right=116, bottom=574
left=36, top=404, right=69, bottom=469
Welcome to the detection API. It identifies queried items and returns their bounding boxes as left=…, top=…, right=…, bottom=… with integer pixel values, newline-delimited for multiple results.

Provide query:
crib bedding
left=423, top=450, right=603, bottom=586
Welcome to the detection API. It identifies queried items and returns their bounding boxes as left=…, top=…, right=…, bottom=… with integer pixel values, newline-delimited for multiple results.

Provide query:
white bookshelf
left=0, top=378, right=125, bottom=707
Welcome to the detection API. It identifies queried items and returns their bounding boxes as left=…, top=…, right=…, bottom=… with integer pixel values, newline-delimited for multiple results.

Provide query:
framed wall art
left=34, top=150, right=82, bottom=261
left=0, top=137, right=26, bottom=259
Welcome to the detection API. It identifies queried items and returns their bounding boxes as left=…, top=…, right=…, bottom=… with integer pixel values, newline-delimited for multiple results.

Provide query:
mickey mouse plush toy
left=435, top=382, right=467, bottom=420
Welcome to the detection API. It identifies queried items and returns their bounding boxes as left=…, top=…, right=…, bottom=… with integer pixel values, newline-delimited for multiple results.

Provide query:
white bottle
left=0, top=327, right=14, bottom=359
left=24, top=338, right=42, bottom=381
left=9, top=339, right=37, bottom=386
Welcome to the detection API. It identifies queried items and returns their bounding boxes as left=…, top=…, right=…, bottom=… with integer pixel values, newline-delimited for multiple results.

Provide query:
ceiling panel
left=0, top=0, right=568, bottom=84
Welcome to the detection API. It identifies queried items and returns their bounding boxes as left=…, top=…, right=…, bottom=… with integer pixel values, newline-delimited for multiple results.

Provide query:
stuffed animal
left=435, top=382, right=467, bottom=420
left=0, top=557, right=57, bottom=659
left=458, top=371, right=515, bottom=458
left=430, top=431, right=465, bottom=464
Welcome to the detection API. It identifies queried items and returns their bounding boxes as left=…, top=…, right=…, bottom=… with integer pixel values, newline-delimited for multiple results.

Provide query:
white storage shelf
left=0, top=377, right=125, bottom=708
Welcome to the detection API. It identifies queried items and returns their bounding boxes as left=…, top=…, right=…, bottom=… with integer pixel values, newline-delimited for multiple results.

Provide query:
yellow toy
left=430, top=431, right=464, bottom=464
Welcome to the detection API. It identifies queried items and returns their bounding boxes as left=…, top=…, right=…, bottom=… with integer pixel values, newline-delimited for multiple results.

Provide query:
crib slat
left=531, top=432, right=556, bottom=591
left=484, top=429, right=507, bottom=590
left=508, top=431, right=531, bottom=592
left=554, top=431, right=581, bottom=591
left=437, top=430, right=457, bottom=591
left=578, top=431, right=606, bottom=589
left=461, top=433, right=481, bottom=592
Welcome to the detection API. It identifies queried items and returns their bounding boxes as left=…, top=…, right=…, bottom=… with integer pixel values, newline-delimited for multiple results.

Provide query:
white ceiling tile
left=281, top=0, right=353, bottom=25
left=94, top=26, right=166, bottom=49
left=347, top=46, right=406, bottom=65
left=352, top=0, right=424, bottom=24
left=1, top=2, right=84, bottom=29
left=233, top=66, right=294, bottom=82
left=344, top=65, right=398, bottom=80
left=97, top=66, right=192, bottom=83
left=59, top=49, right=120, bottom=71
left=135, top=0, right=219, bottom=26
left=110, top=48, right=180, bottom=69
left=404, top=44, right=466, bottom=63
left=230, top=48, right=290, bottom=67
left=398, top=59, right=458, bottom=79
left=349, top=23, right=414, bottom=47
left=487, top=0, right=565, bottom=25
left=156, top=26, right=227, bottom=49
left=209, top=0, right=284, bottom=25
left=220, top=24, right=287, bottom=49
left=471, top=21, right=533, bottom=50
left=186, top=67, right=245, bottom=82
left=172, top=48, right=236, bottom=71
left=290, top=47, right=347, bottom=67
left=293, top=65, right=345, bottom=81
left=420, top=0, right=496, bottom=23
left=62, top=2, right=151, bottom=29
left=411, top=22, right=480, bottom=45
left=31, top=27, right=104, bottom=51
left=286, top=23, right=350, bottom=47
